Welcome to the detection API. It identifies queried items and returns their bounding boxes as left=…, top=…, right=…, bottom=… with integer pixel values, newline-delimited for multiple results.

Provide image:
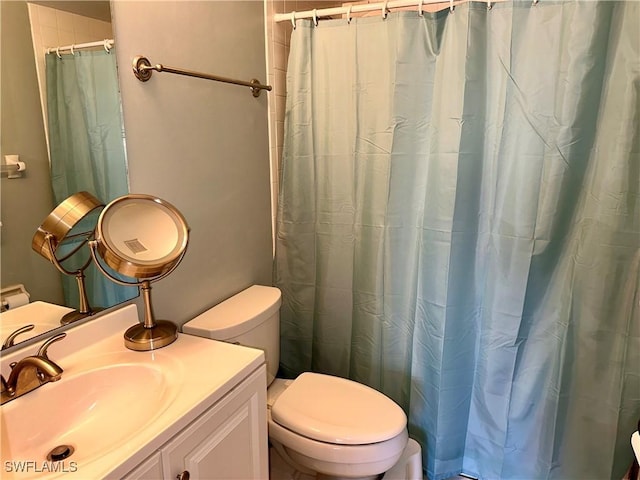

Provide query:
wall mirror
left=0, top=0, right=134, bottom=352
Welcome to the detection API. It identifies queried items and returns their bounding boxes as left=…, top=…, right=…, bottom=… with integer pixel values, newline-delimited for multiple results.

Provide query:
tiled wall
left=27, top=3, right=113, bottom=144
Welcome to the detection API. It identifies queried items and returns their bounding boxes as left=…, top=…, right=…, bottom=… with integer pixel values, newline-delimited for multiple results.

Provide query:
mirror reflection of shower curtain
left=275, top=2, right=639, bottom=479
left=46, top=48, right=136, bottom=308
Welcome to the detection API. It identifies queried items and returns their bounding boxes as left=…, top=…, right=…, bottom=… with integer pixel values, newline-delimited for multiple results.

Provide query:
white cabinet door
left=162, top=367, right=268, bottom=480
left=120, top=452, right=163, bottom=480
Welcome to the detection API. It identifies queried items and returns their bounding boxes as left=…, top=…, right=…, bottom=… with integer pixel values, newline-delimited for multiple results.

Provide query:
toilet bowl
left=269, top=420, right=408, bottom=479
left=267, top=374, right=408, bottom=479
left=182, top=285, right=421, bottom=480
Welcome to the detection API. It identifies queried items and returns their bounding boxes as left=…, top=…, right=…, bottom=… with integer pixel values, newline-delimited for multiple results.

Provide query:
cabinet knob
left=176, top=471, right=190, bottom=480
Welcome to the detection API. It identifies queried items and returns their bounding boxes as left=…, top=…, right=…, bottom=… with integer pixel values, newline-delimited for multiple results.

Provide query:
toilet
left=182, top=285, right=422, bottom=480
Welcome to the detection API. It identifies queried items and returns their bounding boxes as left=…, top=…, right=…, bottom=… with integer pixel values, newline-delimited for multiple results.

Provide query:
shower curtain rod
left=46, top=39, right=114, bottom=56
left=274, top=0, right=495, bottom=22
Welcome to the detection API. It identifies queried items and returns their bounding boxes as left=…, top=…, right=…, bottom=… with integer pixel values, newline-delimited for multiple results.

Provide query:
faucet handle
left=2, top=324, right=35, bottom=350
left=36, top=332, right=67, bottom=360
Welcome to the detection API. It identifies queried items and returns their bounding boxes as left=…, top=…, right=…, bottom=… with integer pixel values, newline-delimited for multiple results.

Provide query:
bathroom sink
left=0, top=304, right=264, bottom=479
left=0, top=361, right=174, bottom=476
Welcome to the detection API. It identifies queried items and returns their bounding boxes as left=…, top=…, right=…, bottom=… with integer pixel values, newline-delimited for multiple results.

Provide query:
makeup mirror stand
left=42, top=232, right=100, bottom=325
left=32, top=192, right=106, bottom=325
left=87, top=244, right=186, bottom=351
left=86, top=193, right=190, bottom=352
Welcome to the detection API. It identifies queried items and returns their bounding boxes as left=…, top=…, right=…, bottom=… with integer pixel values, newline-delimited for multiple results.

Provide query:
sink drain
left=47, top=445, right=75, bottom=462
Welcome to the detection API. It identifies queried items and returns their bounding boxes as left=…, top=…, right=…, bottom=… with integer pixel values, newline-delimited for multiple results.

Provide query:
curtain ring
left=70, top=44, right=75, bottom=55
left=382, top=0, right=389, bottom=19
left=312, top=9, right=318, bottom=26
left=487, top=1, right=492, bottom=9
left=532, top=0, right=539, bottom=4
left=450, top=0, right=455, bottom=13
left=290, top=11, right=296, bottom=29
left=56, top=46, right=62, bottom=59
left=346, top=4, right=353, bottom=24
left=418, top=0, right=424, bottom=16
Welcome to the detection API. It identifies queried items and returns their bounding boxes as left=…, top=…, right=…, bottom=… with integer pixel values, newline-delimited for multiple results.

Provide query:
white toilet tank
left=182, top=285, right=281, bottom=385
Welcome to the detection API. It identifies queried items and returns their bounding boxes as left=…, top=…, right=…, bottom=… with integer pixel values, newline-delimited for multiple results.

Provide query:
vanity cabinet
left=122, top=367, right=268, bottom=480
left=123, top=452, right=163, bottom=479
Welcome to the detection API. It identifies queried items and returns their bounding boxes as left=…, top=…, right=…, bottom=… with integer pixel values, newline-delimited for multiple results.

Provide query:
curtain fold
left=274, top=2, right=639, bottom=479
left=46, top=49, right=136, bottom=309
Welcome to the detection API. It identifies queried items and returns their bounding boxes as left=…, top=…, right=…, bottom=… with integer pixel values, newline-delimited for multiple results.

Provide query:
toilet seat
left=271, top=372, right=407, bottom=445
left=269, top=414, right=409, bottom=477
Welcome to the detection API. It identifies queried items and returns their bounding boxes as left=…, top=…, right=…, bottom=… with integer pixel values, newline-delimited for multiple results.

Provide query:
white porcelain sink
left=0, top=304, right=264, bottom=479
left=1, top=361, right=173, bottom=474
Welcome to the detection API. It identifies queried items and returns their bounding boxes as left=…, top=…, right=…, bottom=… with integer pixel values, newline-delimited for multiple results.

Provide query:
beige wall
left=112, top=1, right=273, bottom=326
left=0, top=1, right=63, bottom=304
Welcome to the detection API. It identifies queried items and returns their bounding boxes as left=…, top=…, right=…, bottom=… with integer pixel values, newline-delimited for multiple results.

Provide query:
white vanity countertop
left=0, top=304, right=265, bottom=479
left=0, top=302, right=74, bottom=345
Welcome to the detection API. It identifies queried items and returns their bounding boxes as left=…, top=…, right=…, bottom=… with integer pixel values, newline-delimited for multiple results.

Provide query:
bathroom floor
left=268, top=447, right=468, bottom=480
left=269, top=447, right=315, bottom=479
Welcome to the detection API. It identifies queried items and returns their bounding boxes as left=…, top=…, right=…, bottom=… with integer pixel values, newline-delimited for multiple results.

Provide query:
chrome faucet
left=0, top=332, right=66, bottom=405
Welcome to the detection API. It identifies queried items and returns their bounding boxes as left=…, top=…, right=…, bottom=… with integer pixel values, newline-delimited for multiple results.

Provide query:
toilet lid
left=271, top=372, right=407, bottom=445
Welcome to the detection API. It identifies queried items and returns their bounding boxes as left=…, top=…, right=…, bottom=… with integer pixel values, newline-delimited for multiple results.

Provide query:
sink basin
left=1, top=361, right=175, bottom=477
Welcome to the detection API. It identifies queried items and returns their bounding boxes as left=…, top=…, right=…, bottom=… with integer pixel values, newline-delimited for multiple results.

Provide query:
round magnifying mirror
left=32, top=191, right=103, bottom=262
left=95, top=194, right=189, bottom=279
left=32, top=191, right=105, bottom=324
left=90, top=194, right=189, bottom=351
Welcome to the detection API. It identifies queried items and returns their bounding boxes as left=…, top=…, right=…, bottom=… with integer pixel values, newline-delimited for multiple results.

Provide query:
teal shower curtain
left=46, top=49, right=136, bottom=308
left=274, top=2, right=640, bottom=479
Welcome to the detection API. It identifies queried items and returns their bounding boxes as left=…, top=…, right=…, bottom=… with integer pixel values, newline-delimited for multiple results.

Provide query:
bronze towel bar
left=132, top=56, right=272, bottom=98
